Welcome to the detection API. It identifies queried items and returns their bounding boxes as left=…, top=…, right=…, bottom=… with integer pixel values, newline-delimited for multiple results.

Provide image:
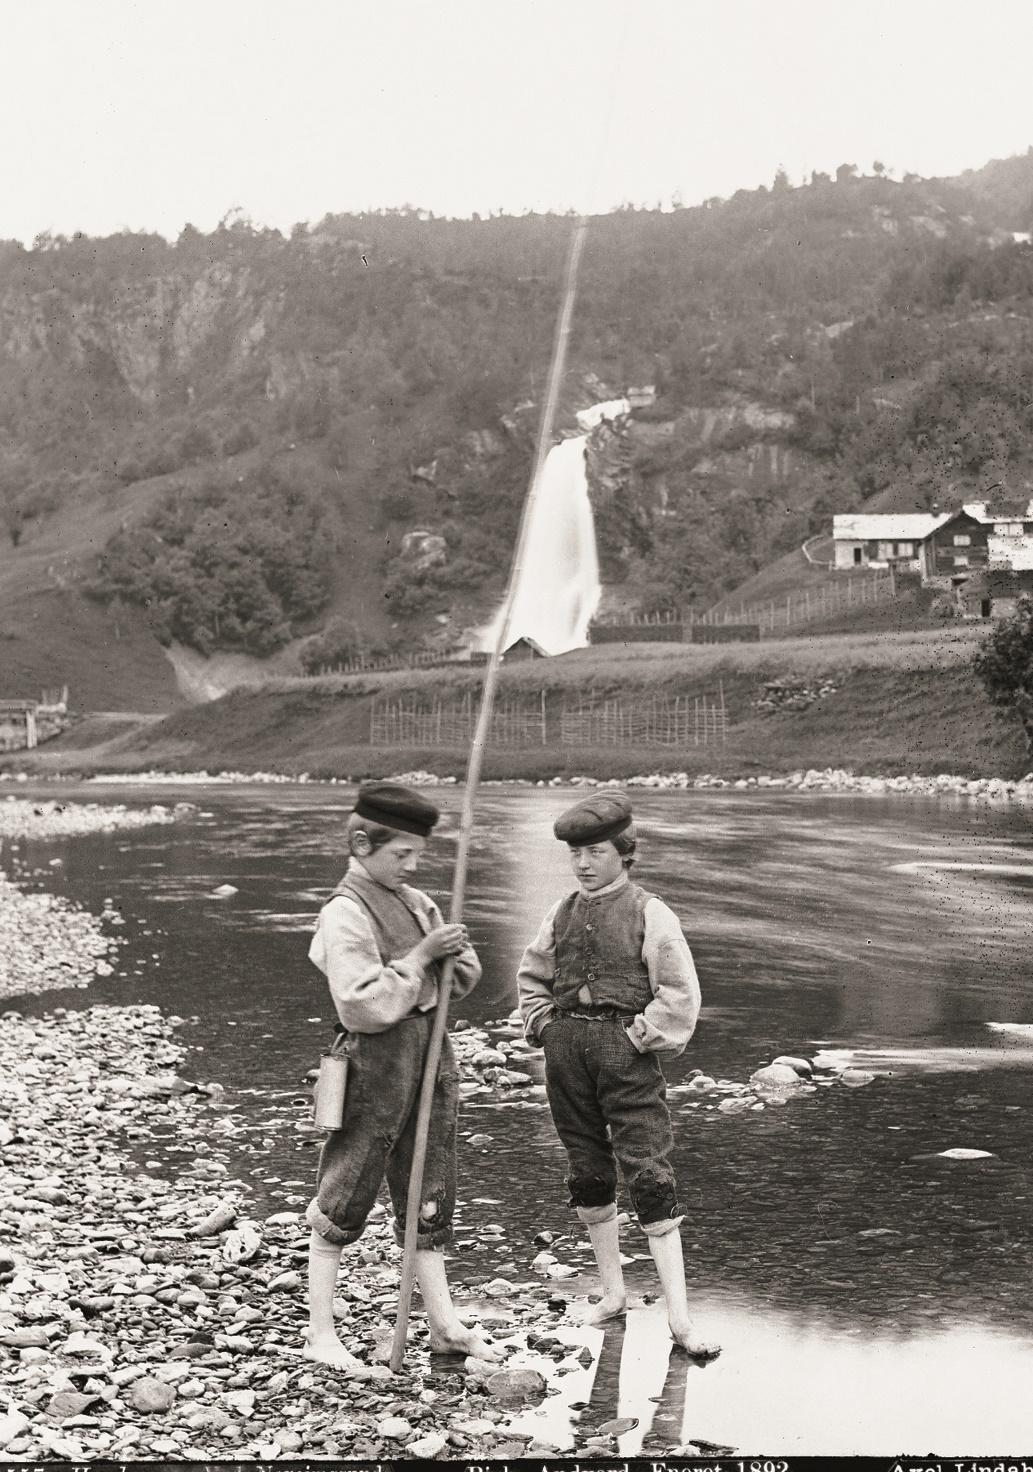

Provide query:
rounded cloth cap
left=353, top=782, right=440, bottom=838
left=553, top=791, right=633, bottom=846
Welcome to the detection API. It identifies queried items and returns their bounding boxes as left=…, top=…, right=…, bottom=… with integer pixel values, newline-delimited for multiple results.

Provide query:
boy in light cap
left=518, top=791, right=719, bottom=1358
left=304, top=781, right=500, bottom=1374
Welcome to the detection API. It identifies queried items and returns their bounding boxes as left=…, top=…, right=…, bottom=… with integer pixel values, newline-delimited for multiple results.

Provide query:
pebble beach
left=0, top=799, right=189, bottom=1003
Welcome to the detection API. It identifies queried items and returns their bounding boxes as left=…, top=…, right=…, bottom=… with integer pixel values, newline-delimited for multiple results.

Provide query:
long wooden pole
left=389, top=218, right=589, bottom=1372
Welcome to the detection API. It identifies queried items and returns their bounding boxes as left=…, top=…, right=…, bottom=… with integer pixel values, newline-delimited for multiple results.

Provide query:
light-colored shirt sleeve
left=309, top=893, right=481, bottom=1033
left=627, top=897, right=701, bottom=1058
left=516, top=899, right=562, bottom=1044
left=422, top=894, right=482, bottom=1003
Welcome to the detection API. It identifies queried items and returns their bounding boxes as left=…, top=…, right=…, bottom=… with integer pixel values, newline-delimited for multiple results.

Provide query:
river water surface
left=4, top=782, right=1033, bottom=1454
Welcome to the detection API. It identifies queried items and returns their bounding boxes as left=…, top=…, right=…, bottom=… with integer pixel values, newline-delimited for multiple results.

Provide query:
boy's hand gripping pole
left=389, top=219, right=588, bottom=1372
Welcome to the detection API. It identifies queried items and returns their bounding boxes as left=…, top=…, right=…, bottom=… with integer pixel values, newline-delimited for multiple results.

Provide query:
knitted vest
left=333, top=871, right=430, bottom=970
left=553, top=880, right=654, bottom=1012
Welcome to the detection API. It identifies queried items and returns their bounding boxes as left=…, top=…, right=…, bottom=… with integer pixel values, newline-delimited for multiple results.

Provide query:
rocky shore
left=392, top=767, right=1033, bottom=802
left=6, top=766, right=1033, bottom=803
left=0, top=798, right=192, bottom=1002
left=0, top=876, right=118, bottom=1001
left=0, top=797, right=189, bottom=842
left=0, top=1005, right=572, bottom=1462
left=0, top=987, right=896, bottom=1463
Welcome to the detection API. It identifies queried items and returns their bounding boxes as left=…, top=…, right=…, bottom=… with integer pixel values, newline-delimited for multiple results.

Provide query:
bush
left=974, top=596, right=1033, bottom=754
left=91, top=467, right=334, bottom=655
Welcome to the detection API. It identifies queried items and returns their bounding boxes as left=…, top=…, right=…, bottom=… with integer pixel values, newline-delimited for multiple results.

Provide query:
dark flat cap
left=554, top=791, right=633, bottom=845
left=354, top=782, right=440, bottom=837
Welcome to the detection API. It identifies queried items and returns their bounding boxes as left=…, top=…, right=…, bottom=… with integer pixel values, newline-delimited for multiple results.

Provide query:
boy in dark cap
left=518, top=791, right=718, bottom=1358
left=304, top=781, right=500, bottom=1374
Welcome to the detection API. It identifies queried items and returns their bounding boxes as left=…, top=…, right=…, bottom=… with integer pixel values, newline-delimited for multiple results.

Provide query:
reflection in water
left=5, top=782, right=1033, bottom=1452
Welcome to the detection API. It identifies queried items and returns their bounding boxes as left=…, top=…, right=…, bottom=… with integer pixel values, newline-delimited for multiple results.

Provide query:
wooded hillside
left=2, top=150, right=1032, bottom=701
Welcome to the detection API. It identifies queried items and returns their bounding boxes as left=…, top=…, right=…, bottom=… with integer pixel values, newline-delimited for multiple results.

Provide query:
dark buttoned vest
left=552, top=880, right=654, bottom=1012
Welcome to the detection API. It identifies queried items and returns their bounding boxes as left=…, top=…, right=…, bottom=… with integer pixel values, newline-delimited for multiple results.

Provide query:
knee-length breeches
left=543, top=1012, right=681, bottom=1233
left=305, top=1015, right=458, bottom=1249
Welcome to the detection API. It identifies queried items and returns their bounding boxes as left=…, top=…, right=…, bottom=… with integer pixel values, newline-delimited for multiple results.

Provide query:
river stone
left=0, top=1410, right=30, bottom=1447
left=484, top=1367, right=547, bottom=1403
left=598, top=1416, right=639, bottom=1436
left=750, top=1063, right=805, bottom=1089
left=482, top=1278, right=515, bottom=1296
left=377, top=1416, right=413, bottom=1439
left=464, top=1355, right=500, bottom=1380
left=192, top=1201, right=237, bottom=1236
left=0, top=1326, right=52, bottom=1348
left=407, top=1431, right=448, bottom=1456
left=840, top=1069, right=877, bottom=1088
left=45, top=1390, right=98, bottom=1421
left=772, top=1055, right=813, bottom=1076
left=129, top=1377, right=176, bottom=1413
left=223, top=1389, right=257, bottom=1416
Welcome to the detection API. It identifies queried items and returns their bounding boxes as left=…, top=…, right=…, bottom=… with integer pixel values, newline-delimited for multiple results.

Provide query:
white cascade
left=481, top=398, right=628, bottom=656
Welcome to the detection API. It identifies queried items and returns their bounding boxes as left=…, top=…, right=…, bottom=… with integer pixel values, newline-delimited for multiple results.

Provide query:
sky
left=3, top=0, right=1033, bottom=243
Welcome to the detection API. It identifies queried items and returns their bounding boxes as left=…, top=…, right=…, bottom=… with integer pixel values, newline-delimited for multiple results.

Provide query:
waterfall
left=480, top=398, right=628, bottom=656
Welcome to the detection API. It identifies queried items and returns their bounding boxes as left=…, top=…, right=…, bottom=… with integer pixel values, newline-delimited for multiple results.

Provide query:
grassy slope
left=11, top=627, right=1026, bottom=781
left=0, top=440, right=398, bottom=710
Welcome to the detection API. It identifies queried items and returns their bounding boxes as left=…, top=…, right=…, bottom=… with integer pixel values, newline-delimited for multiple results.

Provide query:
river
left=4, top=782, right=1033, bottom=1454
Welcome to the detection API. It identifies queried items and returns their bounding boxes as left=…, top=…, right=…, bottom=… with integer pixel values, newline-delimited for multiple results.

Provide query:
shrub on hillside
left=90, top=468, right=334, bottom=655
left=974, top=597, right=1033, bottom=756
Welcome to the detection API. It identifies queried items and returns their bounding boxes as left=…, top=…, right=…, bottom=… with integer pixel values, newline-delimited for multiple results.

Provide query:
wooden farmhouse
left=921, top=499, right=1033, bottom=588
left=832, top=513, right=949, bottom=572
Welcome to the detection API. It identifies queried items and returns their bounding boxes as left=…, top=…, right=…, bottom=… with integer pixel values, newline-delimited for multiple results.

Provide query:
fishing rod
left=389, top=216, right=589, bottom=1372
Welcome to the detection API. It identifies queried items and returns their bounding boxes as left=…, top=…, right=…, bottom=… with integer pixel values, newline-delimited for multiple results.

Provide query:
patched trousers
left=542, top=1010, right=682, bottom=1235
left=305, top=1014, right=458, bottom=1249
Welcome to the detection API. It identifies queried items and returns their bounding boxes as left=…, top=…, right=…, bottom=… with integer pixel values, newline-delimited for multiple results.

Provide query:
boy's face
left=568, top=840, right=624, bottom=891
left=360, top=833, right=427, bottom=889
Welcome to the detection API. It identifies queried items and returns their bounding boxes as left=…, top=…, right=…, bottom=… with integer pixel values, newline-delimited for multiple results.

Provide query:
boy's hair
left=613, top=824, right=637, bottom=868
left=346, top=812, right=400, bottom=854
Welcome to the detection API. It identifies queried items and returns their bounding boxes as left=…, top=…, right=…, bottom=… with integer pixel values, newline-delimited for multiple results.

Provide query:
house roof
left=961, top=499, right=1033, bottom=524
left=503, top=635, right=548, bottom=657
left=963, top=568, right=1033, bottom=595
left=832, top=513, right=950, bottom=541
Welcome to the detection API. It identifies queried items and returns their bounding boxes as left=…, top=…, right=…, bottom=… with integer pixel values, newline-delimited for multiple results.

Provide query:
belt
left=557, top=1005, right=637, bottom=1022
left=333, top=1008, right=431, bottom=1036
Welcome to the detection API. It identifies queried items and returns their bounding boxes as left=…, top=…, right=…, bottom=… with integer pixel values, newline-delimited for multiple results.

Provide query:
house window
left=994, top=522, right=1023, bottom=536
left=954, top=554, right=970, bottom=567
left=895, top=541, right=913, bottom=557
left=953, top=534, right=971, bottom=546
left=877, top=541, right=894, bottom=560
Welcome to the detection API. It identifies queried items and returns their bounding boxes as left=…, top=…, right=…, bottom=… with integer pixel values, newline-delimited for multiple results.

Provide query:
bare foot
left=670, top=1324, right=721, bottom=1360
left=428, top=1325, right=503, bottom=1360
left=574, top=1293, right=627, bottom=1325
left=303, top=1333, right=373, bottom=1377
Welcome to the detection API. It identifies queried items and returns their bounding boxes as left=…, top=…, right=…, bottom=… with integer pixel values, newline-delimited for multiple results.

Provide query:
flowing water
left=479, top=427, right=607, bottom=655
left=5, top=782, right=1033, bottom=1453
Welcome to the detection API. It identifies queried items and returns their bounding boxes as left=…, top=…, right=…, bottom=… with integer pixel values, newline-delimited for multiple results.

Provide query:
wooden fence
left=370, top=688, right=729, bottom=748
left=371, top=692, right=548, bottom=747
left=694, top=569, right=896, bottom=637
left=560, top=689, right=728, bottom=748
left=316, top=648, right=468, bottom=676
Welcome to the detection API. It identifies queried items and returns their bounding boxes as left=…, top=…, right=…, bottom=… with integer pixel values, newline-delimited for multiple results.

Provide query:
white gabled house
left=832, top=513, right=950, bottom=572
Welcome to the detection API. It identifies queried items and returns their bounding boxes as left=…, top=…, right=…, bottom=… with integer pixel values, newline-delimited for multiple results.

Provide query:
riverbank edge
left=4, top=764, right=1033, bottom=804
